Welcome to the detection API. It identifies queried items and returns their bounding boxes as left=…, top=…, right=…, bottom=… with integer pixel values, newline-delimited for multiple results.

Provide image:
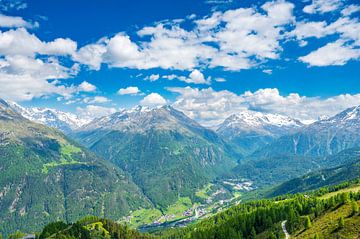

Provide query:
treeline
left=14, top=216, right=154, bottom=239
left=157, top=190, right=360, bottom=239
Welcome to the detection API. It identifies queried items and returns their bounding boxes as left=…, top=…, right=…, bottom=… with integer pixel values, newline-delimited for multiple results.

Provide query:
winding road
left=281, top=220, right=290, bottom=239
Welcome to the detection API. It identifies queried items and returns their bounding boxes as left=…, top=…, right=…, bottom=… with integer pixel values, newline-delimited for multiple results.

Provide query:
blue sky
left=0, top=0, right=359, bottom=125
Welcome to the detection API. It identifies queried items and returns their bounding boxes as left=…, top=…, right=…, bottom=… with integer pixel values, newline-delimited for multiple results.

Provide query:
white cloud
left=73, top=43, right=106, bottom=70
left=341, top=4, right=360, bottom=16
left=75, top=0, right=295, bottom=72
left=78, top=81, right=97, bottom=92
left=162, top=74, right=177, bottom=80
left=83, top=96, right=110, bottom=104
left=186, top=70, right=209, bottom=84
left=0, top=28, right=77, bottom=57
left=262, top=69, right=273, bottom=74
left=117, top=86, right=140, bottom=95
left=291, top=17, right=360, bottom=45
left=0, top=55, right=77, bottom=101
left=303, top=0, right=343, bottom=14
left=0, top=14, right=36, bottom=28
left=161, top=70, right=210, bottom=84
left=168, top=87, right=360, bottom=126
left=215, top=77, right=226, bottom=82
left=290, top=21, right=329, bottom=40
left=145, top=74, right=160, bottom=81
left=77, top=105, right=117, bottom=119
left=140, top=93, right=167, bottom=106
left=291, top=14, right=360, bottom=66
left=299, top=40, right=360, bottom=66
left=0, top=0, right=27, bottom=11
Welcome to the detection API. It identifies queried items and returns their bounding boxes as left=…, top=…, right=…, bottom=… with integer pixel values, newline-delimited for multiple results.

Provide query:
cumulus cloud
left=83, top=96, right=110, bottom=104
left=0, top=29, right=82, bottom=101
left=144, top=74, right=160, bottom=81
left=0, top=55, right=79, bottom=101
left=299, top=40, right=360, bottom=66
left=291, top=14, right=360, bottom=66
left=74, top=1, right=295, bottom=72
left=341, top=4, right=360, bottom=16
left=117, top=86, right=141, bottom=95
left=161, top=70, right=210, bottom=84
left=168, top=87, right=360, bottom=126
left=77, top=105, right=117, bottom=119
left=185, top=70, right=209, bottom=84
left=0, top=28, right=77, bottom=57
left=78, top=81, right=97, bottom=92
left=73, top=43, right=106, bottom=70
left=0, top=14, right=37, bottom=28
left=140, top=93, right=167, bottom=106
left=303, top=0, right=343, bottom=14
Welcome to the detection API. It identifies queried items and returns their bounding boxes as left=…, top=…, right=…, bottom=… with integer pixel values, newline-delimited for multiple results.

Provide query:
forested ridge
left=3, top=180, right=360, bottom=239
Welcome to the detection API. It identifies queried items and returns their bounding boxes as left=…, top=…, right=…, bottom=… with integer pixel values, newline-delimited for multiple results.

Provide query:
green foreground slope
left=13, top=180, right=360, bottom=239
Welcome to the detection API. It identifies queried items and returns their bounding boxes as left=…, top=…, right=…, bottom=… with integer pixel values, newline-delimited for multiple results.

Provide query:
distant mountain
left=0, top=99, right=151, bottom=235
left=265, top=147, right=360, bottom=197
left=233, top=142, right=360, bottom=192
left=73, top=105, right=239, bottom=208
left=254, top=105, right=360, bottom=158
left=8, top=101, right=89, bottom=134
left=216, top=111, right=303, bottom=155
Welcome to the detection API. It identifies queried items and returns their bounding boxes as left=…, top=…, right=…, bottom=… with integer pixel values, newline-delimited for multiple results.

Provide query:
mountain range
left=216, top=110, right=304, bottom=155
left=254, top=105, right=360, bottom=157
left=2, top=98, right=360, bottom=236
left=0, top=99, right=151, bottom=235
left=72, top=105, right=239, bottom=208
left=8, top=102, right=90, bottom=134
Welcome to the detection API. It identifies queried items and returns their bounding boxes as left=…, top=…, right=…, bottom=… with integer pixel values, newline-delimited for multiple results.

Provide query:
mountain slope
left=255, top=105, right=360, bottom=158
left=216, top=111, right=303, bottom=155
left=8, top=101, right=89, bottom=134
left=73, top=105, right=239, bottom=208
left=265, top=147, right=360, bottom=197
left=0, top=99, right=151, bottom=235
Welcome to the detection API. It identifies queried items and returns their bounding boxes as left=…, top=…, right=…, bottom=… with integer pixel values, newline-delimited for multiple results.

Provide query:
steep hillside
left=233, top=146, right=360, bottom=191
left=254, top=105, right=360, bottom=158
left=73, top=105, right=239, bottom=208
left=266, top=148, right=360, bottom=197
left=292, top=200, right=360, bottom=239
left=217, top=111, right=303, bottom=155
left=6, top=180, right=360, bottom=239
left=158, top=181, right=360, bottom=239
left=0, top=99, right=151, bottom=235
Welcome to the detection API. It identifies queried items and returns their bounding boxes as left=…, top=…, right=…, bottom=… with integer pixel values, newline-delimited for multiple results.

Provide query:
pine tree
left=250, top=227, right=256, bottom=239
left=338, top=217, right=345, bottom=229
left=340, top=193, right=350, bottom=204
left=304, top=216, right=312, bottom=229
left=351, top=201, right=359, bottom=216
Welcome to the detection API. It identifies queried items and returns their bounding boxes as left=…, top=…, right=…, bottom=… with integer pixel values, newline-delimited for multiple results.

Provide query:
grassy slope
left=292, top=201, right=360, bottom=239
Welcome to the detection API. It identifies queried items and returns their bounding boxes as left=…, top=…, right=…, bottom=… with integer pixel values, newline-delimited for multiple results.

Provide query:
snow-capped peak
left=7, top=101, right=90, bottom=133
left=221, top=110, right=303, bottom=128
left=217, top=110, right=304, bottom=137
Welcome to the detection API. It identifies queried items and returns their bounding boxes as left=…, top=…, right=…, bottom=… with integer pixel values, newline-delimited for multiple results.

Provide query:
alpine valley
left=2, top=97, right=360, bottom=238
